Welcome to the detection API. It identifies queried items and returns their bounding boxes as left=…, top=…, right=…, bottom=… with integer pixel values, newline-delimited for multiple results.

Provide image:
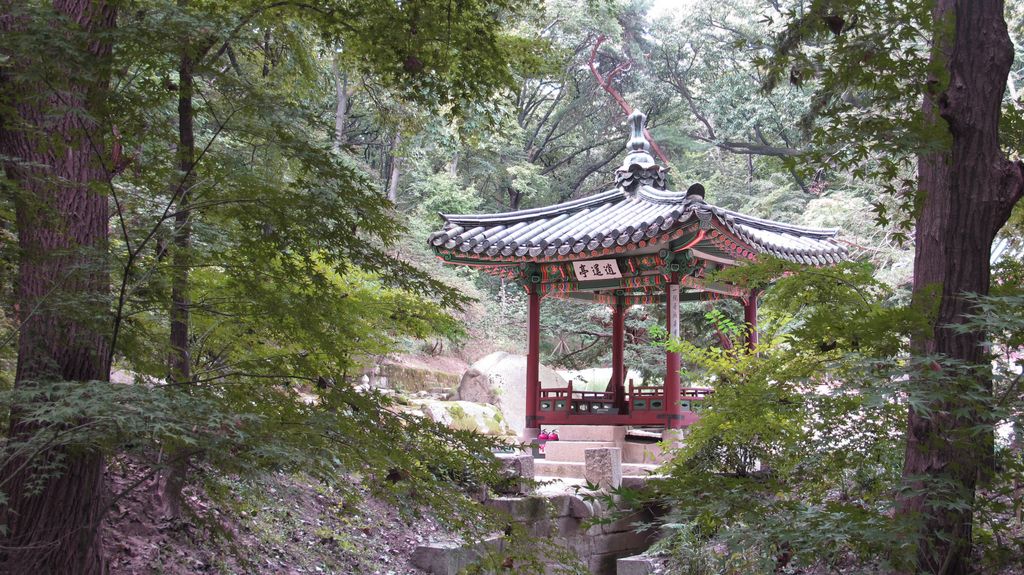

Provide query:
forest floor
left=102, top=457, right=444, bottom=575
left=99, top=454, right=1024, bottom=575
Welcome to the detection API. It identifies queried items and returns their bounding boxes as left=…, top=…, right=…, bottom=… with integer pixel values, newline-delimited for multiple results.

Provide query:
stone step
left=622, top=441, right=669, bottom=465
left=534, top=459, right=660, bottom=480
left=541, top=440, right=617, bottom=462
left=553, top=425, right=626, bottom=442
left=540, top=440, right=670, bottom=465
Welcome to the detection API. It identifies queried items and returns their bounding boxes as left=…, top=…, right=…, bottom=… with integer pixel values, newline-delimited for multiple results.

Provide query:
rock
left=414, top=399, right=514, bottom=436
left=410, top=536, right=504, bottom=575
left=457, top=351, right=567, bottom=436
left=494, top=454, right=534, bottom=495
left=584, top=448, right=622, bottom=491
left=616, top=555, right=664, bottom=575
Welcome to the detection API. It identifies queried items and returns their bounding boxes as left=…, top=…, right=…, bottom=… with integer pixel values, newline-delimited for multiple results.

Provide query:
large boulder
left=457, top=351, right=567, bottom=436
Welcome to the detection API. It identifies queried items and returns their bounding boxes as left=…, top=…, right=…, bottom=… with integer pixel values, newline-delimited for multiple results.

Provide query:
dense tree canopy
left=0, top=0, right=1022, bottom=573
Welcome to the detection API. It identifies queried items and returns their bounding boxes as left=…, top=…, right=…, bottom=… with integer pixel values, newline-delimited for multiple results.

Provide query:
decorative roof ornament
left=615, top=111, right=667, bottom=194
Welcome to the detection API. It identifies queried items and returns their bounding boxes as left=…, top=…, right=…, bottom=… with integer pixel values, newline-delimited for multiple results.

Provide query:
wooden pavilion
left=428, top=112, right=847, bottom=437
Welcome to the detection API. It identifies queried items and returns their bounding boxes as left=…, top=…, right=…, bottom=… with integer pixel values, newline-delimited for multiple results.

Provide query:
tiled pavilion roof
left=428, top=185, right=847, bottom=266
left=427, top=111, right=847, bottom=304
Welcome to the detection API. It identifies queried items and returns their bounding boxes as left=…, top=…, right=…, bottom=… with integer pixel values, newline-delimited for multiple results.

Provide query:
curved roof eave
left=429, top=184, right=848, bottom=266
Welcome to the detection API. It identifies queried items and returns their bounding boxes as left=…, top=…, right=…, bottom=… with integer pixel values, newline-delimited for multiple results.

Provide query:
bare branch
left=588, top=35, right=670, bottom=164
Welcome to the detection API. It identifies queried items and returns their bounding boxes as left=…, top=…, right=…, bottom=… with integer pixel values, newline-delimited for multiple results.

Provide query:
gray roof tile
left=431, top=186, right=847, bottom=265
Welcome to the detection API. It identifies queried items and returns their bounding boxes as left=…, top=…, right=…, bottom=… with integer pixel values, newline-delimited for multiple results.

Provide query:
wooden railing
left=536, top=379, right=713, bottom=426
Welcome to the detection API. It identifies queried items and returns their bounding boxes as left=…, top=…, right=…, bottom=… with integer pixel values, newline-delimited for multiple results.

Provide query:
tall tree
left=1, top=0, right=539, bottom=569
left=899, top=2, right=1023, bottom=572
left=766, top=1, right=1024, bottom=571
left=0, top=2, right=117, bottom=572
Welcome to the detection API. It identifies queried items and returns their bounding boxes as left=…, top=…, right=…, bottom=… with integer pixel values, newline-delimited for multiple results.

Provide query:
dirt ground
left=103, top=458, right=448, bottom=575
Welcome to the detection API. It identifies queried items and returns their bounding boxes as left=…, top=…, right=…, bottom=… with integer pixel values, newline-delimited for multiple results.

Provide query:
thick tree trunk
left=169, top=7, right=194, bottom=394
left=162, top=0, right=196, bottom=519
left=0, top=2, right=116, bottom=573
left=897, top=2, right=1024, bottom=573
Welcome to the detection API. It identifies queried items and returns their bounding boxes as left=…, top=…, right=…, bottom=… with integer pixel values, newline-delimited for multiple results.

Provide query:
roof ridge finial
left=615, top=110, right=666, bottom=193
left=627, top=110, right=652, bottom=155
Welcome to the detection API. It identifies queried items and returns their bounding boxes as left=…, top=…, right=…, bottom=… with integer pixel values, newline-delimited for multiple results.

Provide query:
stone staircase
left=534, top=425, right=671, bottom=482
left=411, top=445, right=667, bottom=575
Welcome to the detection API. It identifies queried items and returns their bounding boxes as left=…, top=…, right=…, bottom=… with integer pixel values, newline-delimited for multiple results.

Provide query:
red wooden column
left=611, top=295, right=626, bottom=385
left=744, top=288, right=760, bottom=351
left=525, top=284, right=541, bottom=435
left=611, top=295, right=626, bottom=411
left=664, top=273, right=683, bottom=429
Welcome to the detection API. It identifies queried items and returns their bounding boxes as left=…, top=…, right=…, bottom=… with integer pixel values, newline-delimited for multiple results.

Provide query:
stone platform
left=536, top=425, right=675, bottom=478
left=535, top=460, right=660, bottom=481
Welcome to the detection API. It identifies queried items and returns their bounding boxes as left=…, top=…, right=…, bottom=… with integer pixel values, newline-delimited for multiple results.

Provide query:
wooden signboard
left=572, top=259, right=622, bottom=281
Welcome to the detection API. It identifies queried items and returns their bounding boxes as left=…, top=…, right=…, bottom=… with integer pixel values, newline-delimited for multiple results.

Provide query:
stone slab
left=555, top=425, right=626, bottom=442
left=410, top=535, right=503, bottom=575
left=616, top=555, right=664, bottom=575
left=587, top=532, right=656, bottom=575
left=590, top=552, right=620, bottom=575
left=555, top=515, right=601, bottom=538
left=599, top=509, right=652, bottom=535
left=495, top=453, right=535, bottom=494
left=485, top=496, right=549, bottom=522
left=473, top=490, right=664, bottom=575
left=524, top=518, right=553, bottom=538
left=546, top=494, right=594, bottom=519
left=621, top=475, right=651, bottom=491
left=591, top=528, right=653, bottom=555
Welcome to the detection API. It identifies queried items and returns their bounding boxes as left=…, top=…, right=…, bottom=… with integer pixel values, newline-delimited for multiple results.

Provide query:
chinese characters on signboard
left=572, top=259, right=622, bottom=280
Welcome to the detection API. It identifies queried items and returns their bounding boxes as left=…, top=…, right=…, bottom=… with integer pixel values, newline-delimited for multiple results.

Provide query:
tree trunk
left=897, top=2, right=1024, bottom=573
left=387, top=132, right=401, bottom=203
left=0, top=2, right=117, bottom=573
left=162, top=0, right=196, bottom=519
left=331, top=53, right=349, bottom=150
left=449, top=151, right=459, bottom=177
left=508, top=187, right=522, bottom=211
left=1015, top=421, right=1023, bottom=527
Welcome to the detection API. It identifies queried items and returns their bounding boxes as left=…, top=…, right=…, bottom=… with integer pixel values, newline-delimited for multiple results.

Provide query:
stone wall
left=487, top=494, right=659, bottom=575
left=377, top=363, right=461, bottom=393
left=411, top=491, right=659, bottom=575
left=410, top=449, right=663, bottom=574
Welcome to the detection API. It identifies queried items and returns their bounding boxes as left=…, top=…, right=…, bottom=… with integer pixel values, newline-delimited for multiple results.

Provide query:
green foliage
left=409, top=172, right=482, bottom=216
left=756, top=0, right=1024, bottom=241
left=641, top=256, right=1024, bottom=571
left=3, top=0, right=1021, bottom=569
left=0, top=0, right=556, bottom=561
left=0, top=375, right=514, bottom=531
